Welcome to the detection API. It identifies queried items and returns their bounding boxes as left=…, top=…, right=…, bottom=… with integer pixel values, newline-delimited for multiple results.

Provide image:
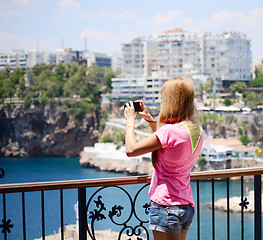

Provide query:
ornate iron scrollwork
left=87, top=183, right=150, bottom=240
left=0, top=168, right=4, bottom=178
left=239, top=197, right=249, bottom=209
left=0, top=219, right=13, bottom=234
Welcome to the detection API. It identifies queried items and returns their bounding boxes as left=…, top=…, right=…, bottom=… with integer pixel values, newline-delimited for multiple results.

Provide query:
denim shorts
left=149, top=201, right=195, bottom=234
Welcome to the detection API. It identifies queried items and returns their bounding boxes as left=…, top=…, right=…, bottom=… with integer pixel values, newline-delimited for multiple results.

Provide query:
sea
left=0, top=157, right=257, bottom=240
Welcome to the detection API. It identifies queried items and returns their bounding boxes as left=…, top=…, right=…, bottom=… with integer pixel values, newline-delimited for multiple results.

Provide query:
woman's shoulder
left=157, top=122, right=186, bottom=133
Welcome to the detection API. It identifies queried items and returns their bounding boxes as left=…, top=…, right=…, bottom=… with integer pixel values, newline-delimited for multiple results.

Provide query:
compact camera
left=124, top=102, right=142, bottom=112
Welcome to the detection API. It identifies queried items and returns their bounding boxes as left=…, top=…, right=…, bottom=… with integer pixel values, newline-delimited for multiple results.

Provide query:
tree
left=2, top=78, right=15, bottom=99
left=223, top=98, right=231, bottom=106
left=240, top=123, right=250, bottom=146
left=100, top=67, right=116, bottom=93
left=243, top=92, right=263, bottom=108
left=255, top=64, right=263, bottom=78
left=229, top=82, right=247, bottom=99
left=206, top=77, right=214, bottom=93
left=250, top=74, right=263, bottom=87
left=32, top=69, right=60, bottom=98
left=198, top=83, right=204, bottom=101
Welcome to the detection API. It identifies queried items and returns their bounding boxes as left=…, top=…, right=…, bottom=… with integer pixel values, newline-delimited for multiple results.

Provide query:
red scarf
left=162, top=117, right=178, bottom=124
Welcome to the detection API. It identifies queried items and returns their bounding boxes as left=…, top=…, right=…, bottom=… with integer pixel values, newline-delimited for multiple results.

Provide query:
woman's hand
left=124, top=101, right=136, bottom=125
left=136, top=100, right=155, bottom=122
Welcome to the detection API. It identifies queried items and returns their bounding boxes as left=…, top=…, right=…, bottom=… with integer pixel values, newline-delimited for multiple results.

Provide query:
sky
left=0, top=0, right=263, bottom=60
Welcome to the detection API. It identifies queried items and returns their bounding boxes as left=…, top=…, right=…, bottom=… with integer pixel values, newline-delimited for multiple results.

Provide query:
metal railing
left=0, top=167, right=262, bottom=240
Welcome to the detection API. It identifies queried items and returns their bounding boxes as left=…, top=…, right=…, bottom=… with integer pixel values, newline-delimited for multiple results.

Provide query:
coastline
left=208, top=190, right=263, bottom=213
left=34, top=224, right=124, bottom=240
left=79, top=143, right=153, bottom=175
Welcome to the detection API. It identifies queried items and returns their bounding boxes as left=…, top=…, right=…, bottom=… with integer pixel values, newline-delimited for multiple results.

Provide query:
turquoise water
left=0, top=157, right=258, bottom=240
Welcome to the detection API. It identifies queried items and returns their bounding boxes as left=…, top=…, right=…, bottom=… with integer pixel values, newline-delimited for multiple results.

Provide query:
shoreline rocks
left=79, top=143, right=153, bottom=175
left=208, top=190, right=262, bottom=213
left=34, top=224, right=128, bottom=240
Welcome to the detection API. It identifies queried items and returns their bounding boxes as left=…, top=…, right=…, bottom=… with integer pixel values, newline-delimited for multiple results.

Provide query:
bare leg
left=181, top=231, right=187, bottom=240
left=153, top=230, right=188, bottom=240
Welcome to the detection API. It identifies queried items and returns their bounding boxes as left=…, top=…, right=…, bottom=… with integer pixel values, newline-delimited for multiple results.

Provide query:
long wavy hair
left=152, top=77, right=197, bottom=168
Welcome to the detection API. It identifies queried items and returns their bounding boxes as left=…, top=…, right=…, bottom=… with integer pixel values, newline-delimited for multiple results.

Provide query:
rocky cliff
left=0, top=102, right=100, bottom=157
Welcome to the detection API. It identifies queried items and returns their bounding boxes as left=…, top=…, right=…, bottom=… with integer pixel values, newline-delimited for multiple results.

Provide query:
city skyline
left=0, top=0, right=263, bottom=59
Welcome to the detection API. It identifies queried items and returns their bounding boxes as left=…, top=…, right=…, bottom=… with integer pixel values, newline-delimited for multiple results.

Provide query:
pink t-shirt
left=149, top=122, right=204, bottom=207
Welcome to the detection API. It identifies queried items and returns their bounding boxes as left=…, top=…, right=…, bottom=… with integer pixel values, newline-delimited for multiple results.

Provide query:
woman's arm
left=124, top=101, right=161, bottom=157
left=125, top=130, right=161, bottom=157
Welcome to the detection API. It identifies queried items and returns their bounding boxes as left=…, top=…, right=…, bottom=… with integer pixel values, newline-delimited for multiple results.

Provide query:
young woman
left=124, top=77, right=204, bottom=240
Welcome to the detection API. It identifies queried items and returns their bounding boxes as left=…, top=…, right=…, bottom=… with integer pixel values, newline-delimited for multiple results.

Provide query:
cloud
left=0, top=31, right=56, bottom=52
left=0, top=0, right=42, bottom=17
left=14, top=0, right=30, bottom=4
left=112, top=8, right=137, bottom=21
left=151, top=10, right=189, bottom=26
left=80, top=29, right=112, bottom=42
left=77, top=10, right=110, bottom=19
left=138, top=8, right=263, bottom=58
left=79, top=28, right=138, bottom=54
left=58, top=0, right=80, bottom=9
left=196, top=9, right=263, bottom=58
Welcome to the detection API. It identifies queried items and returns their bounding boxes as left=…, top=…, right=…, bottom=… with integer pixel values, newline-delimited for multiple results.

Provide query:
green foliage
left=225, top=115, right=236, bottom=124
left=100, top=128, right=125, bottom=145
left=198, top=157, right=207, bottom=165
left=0, top=63, right=116, bottom=110
left=101, top=134, right=113, bottom=143
left=250, top=74, right=263, bottom=87
left=229, top=82, right=247, bottom=98
left=41, top=94, right=49, bottom=104
left=66, top=99, right=99, bottom=120
left=99, top=113, right=108, bottom=133
left=223, top=98, right=231, bottom=106
left=24, top=93, right=33, bottom=109
left=243, top=92, right=263, bottom=108
left=239, top=134, right=251, bottom=146
left=239, top=123, right=250, bottom=146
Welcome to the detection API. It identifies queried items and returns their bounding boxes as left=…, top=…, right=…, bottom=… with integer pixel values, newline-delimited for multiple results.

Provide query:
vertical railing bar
left=3, top=193, right=7, bottom=240
left=22, top=192, right=26, bottom=240
left=254, top=175, right=262, bottom=240
left=196, top=180, right=200, bottom=240
left=78, top=188, right=87, bottom=240
left=41, top=191, right=45, bottom=240
left=60, top=189, right=64, bottom=240
left=241, top=176, right=244, bottom=240
left=212, top=179, right=215, bottom=240
left=227, top=178, right=230, bottom=240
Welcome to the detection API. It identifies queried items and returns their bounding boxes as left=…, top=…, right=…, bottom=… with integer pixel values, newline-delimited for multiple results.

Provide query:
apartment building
left=156, top=30, right=251, bottom=88
left=111, top=29, right=252, bottom=103
left=83, top=51, right=111, bottom=68
left=204, top=32, right=251, bottom=88
left=111, top=53, right=123, bottom=73
left=27, top=50, right=56, bottom=68
left=122, top=37, right=158, bottom=78
left=0, top=51, right=27, bottom=70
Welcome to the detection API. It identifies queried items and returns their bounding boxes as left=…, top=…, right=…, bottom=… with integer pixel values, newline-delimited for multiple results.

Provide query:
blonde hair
left=152, top=77, right=197, bottom=168
left=158, top=77, right=197, bottom=124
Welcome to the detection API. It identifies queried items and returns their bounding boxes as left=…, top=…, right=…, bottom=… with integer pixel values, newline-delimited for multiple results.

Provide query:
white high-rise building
left=111, top=53, right=123, bottom=73
left=111, top=29, right=252, bottom=103
left=26, top=50, right=56, bottom=68
left=122, top=36, right=158, bottom=78
left=0, top=50, right=27, bottom=70
left=26, top=50, right=45, bottom=68
left=204, top=32, right=251, bottom=88
left=0, top=53, right=9, bottom=70
left=155, top=29, right=251, bottom=88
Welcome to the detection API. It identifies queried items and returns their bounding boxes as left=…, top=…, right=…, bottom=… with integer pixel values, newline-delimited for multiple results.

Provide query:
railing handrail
left=0, top=167, right=262, bottom=194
